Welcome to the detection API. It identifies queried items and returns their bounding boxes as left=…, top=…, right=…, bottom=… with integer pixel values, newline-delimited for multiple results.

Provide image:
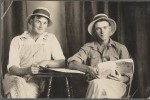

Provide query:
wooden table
left=34, top=69, right=84, bottom=98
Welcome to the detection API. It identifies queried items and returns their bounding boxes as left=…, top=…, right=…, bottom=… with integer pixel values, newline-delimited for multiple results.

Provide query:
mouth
left=38, top=29, right=44, bottom=31
left=100, top=34, right=105, bottom=37
left=99, top=35, right=106, bottom=39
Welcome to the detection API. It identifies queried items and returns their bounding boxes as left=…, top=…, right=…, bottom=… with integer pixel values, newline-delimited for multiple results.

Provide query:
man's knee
left=89, top=79, right=103, bottom=85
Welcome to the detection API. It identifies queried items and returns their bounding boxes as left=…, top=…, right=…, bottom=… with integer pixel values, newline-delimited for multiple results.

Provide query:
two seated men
left=2, top=7, right=133, bottom=99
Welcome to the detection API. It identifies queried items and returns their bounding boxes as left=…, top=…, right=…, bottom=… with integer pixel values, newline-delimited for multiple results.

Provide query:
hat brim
left=26, top=13, right=52, bottom=26
left=88, top=17, right=116, bottom=36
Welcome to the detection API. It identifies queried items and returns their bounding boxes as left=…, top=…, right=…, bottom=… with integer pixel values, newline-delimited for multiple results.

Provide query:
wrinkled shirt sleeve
left=68, top=44, right=90, bottom=64
left=51, top=35, right=65, bottom=60
left=7, top=37, right=21, bottom=71
left=119, top=45, right=130, bottom=59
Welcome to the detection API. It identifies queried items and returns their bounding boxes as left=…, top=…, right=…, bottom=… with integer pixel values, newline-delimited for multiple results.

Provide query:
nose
left=39, top=23, right=43, bottom=28
left=39, top=22, right=45, bottom=28
left=101, top=29, right=105, bottom=34
left=98, top=28, right=104, bottom=34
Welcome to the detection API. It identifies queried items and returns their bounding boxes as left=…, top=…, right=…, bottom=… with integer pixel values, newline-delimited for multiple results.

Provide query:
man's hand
left=30, top=64, right=40, bottom=74
left=107, top=70, right=121, bottom=81
left=87, top=66, right=99, bottom=79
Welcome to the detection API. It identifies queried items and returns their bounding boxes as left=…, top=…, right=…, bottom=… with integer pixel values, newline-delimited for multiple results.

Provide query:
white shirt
left=7, top=31, right=65, bottom=71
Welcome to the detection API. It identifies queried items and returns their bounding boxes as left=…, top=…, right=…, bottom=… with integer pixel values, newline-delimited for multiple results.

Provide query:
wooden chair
left=116, top=59, right=134, bottom=98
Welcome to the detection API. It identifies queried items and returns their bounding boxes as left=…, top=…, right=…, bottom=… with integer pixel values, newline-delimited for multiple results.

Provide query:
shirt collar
left=86, top=38, right=116, bottom=51
left=108, top=38, right=116, bottom=47
left=20, top=31, right=49, bottom=40
left=20, top=31, right=30, bottom=40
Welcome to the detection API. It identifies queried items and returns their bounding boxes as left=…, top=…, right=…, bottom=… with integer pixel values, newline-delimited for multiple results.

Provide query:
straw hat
left=27, top=7, right=52, bottom=25
left=88, top=14, right=116, bottom=36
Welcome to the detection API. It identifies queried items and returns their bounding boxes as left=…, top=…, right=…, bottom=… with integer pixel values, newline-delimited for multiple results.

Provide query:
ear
left=29, top=19, right=33, bottom=25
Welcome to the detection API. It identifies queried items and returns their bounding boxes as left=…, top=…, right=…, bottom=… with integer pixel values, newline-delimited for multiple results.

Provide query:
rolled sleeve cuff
left=7, top=64, right=20, bottom=72
left=67, top=56, right=82, bottom=64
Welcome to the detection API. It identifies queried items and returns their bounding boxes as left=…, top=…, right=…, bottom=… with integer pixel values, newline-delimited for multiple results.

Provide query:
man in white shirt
left=3, top=7, right=65, bottom=98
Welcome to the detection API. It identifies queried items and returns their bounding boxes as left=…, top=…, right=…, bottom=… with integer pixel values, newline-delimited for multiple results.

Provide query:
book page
left=97, top=61, right=116, bottom=78
left=47, top=68, right=85, bottom=74
left=115, top=59, right=134, bottom=74
left=96, top=59, right=134, bottom=78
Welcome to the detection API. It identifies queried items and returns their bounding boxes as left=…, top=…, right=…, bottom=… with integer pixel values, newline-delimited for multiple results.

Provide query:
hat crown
left=93, top=14, right=108, bottom=20
left=35, top=7, right=50, bottom=13
left=33, top=7, right=50, bottom=17
left=88, top=13, right=116, bottom=36
left=27, top=7, right=52, bottom=26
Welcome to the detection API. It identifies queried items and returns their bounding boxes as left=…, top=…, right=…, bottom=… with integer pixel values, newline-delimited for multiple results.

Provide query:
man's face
left=94, top=21, right=111, bottom=41
left=31, top=16, right=48, bottom=35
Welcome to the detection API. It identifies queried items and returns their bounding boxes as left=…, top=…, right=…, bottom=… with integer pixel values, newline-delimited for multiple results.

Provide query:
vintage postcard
left=1, top=0, right=150, bottom=99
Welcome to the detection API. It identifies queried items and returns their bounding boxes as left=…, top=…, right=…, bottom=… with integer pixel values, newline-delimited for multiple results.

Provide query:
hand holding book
left=86, top=66, right=99, bottom=80
left=96, top=59, right=133, bottom=81
left=97, top=61, right=116, bottom=79
left=107, top=70, right=121, bottom=81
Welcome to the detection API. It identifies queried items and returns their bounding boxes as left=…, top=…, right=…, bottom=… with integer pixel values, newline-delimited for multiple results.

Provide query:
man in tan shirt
left=68, top=14, right=131, bottom=98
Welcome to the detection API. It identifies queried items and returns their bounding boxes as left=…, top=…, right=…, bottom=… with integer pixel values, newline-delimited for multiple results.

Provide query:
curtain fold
left=65, top=1, right=86, bottom=57
left=2, top=1, right=27, bottom=75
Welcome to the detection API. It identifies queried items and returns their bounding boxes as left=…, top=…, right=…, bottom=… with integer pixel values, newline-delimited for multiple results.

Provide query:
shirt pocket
left=87, top=51, right=99, bottom=67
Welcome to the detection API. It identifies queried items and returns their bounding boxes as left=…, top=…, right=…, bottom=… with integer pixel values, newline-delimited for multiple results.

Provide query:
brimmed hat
left=88, top=14, right=116, bottom=36
left=27, top=7, right=52, bottom=26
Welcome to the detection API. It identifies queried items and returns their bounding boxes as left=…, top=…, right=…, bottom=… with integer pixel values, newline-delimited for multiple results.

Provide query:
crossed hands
left=107, top=70, right=121, bottom=81
left=86, top=66, right=121, bottom=81
left=86, top=67, right=99, bottom=80
left=30, top=60, right=48, bottom=74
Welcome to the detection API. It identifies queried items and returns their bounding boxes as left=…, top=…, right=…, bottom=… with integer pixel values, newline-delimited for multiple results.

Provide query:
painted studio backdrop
left=1, top=0, right=150, bottom=98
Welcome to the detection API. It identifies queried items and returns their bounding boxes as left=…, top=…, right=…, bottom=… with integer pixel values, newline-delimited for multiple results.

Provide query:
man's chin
left=98, top=37, right=106, bottom=40
left=99, top=38, right=109, bottom=41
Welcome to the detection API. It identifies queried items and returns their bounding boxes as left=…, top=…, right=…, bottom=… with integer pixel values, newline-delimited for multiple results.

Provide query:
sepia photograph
left=1, top=0, right=150, bottom=99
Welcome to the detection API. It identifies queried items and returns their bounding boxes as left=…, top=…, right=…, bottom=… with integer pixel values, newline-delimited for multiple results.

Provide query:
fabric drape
left=1, top=1, right=27, bottom=75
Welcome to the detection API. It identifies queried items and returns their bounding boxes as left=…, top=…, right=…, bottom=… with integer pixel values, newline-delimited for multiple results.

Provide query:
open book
left=96, top=59, right=134, bottom=79
left=39, top=66, right=85, bottom=74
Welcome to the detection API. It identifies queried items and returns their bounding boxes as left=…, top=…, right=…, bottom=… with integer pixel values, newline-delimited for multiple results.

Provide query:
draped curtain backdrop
left=1, top=0, right=27, bottom=75
left=1, top=1, right=150, bottom=98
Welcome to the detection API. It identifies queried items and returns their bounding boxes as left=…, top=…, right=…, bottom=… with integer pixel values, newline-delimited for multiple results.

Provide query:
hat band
left=33, top=9, right=50, bottom=18
left=94, top=16, right=107, bottom=21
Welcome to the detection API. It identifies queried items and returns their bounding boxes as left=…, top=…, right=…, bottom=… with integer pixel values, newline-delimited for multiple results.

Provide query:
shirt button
left=103, top=58, right=107, bottom=62
left=92, top=55, right=96, bottom=58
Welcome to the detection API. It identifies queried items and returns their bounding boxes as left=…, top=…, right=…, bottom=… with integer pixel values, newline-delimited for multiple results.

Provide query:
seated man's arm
left=9, top=59, right=66, bottom=76
left=68, top=60, right=89, bottom=73
left=9, top=66, right=32, bottom=76
left=68, top=61, right=98, bottom=79
left=119, top=45, right=131, bottom=83
left=120, top=45, right=131, bottom=59
left=68, top=43, right=98, bottom=79
left=67, top=43, right=92, bottom=72
left=38, top=59, right=66, bottom=68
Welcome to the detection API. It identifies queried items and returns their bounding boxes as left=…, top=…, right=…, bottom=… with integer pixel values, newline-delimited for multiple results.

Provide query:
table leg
left=70, top=83, right=74, bottom=97
left=65, top=77, right=71, bottom=98
left=47, top=76, right=53, bottom=98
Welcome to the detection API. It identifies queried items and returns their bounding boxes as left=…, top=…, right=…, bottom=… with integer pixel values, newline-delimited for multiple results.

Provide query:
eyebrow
left=34, top=18, right=48, bottom=22
left=95, top=25, right=110, bottom=28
